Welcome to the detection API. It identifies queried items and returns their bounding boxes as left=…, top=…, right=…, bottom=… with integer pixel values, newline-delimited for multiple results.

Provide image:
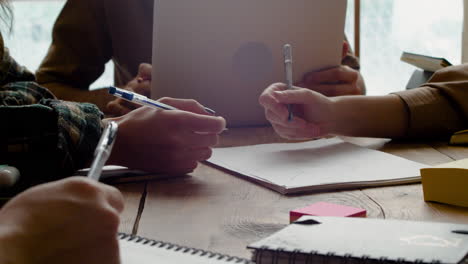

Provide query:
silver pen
left=283, top=44, right=293, bottom=121
left=87, top=121, right=119, bottom=181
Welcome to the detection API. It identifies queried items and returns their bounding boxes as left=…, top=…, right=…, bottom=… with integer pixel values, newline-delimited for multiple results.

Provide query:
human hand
left=299, top=65, right=365, bottom=96
left=298, top=41, right=365, bottom=96
left=106, top=63, right=152, bottom=116
left=107, top=98, right=226, bottom=174
left=259, top=83, right=337, bottom=140
left=0, top=177, right=124, bottom=264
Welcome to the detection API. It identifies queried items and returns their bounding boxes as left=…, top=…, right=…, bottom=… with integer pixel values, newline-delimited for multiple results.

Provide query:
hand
left=299, top=65, right=365, bottom=96
left=106, top=63, right=152, bottom=116
left=259, top=83, right=336, bottom=140
left=0, top=177, right=124, bottom=264
left=107, top=98, right=226, bottom=174
left=298, top=41, right=365, bottom=96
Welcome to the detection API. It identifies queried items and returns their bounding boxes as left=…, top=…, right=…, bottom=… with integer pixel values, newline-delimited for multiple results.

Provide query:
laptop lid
left=152, top=0, right=347, bottom=127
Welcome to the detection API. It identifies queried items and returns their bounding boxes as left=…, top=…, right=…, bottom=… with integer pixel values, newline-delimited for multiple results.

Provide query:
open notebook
left=119, top=233, right=251, bottom=263
left=207, top=137, right=426, bottom=194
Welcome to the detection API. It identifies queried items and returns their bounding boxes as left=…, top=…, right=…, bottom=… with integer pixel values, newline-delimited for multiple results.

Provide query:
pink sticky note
left=290, top=202, right=366, bottom=223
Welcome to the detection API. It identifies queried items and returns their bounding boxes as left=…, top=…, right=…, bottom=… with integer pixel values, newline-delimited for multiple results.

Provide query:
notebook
left=119, top=233, right=252, bottom=263
left=400, top=51, right=452, bottom=72
left=248, top=216, right=468, bottom=264
left=207, top=137, right=426, bottom=194
left=75, top=166, right=185, bottom=184
left=151, top=0, right=346, bottom=127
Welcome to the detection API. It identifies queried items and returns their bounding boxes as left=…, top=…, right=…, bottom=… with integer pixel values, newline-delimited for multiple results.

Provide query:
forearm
left=330, top=94, right=408, bottom=138
left=43, top=82, right=114, bottom=111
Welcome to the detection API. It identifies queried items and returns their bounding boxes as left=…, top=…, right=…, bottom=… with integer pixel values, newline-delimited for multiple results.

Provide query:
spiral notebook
left=247, top=216, right=468, bottom=264
left=119, top=233, right=252, bottom=263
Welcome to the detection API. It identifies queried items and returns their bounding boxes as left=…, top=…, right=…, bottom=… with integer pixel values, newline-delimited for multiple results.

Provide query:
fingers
left=265, top=109, right=307, bottom=128
left=62, top=177, right=125, bottom=214
left=178, top=112, right=226, bottom=133
left=305, top=83, right=362, bottom=97
left=342, top=40, right=349, bottom=59
left=303, top=66, right=359, bottom=86
left=99, top=183, right=125, bottom=214
left=159, top=97, right=213, bottom=116
left=131, top=80, right=151, bottom=96
left=137, top=63, right=152, bottom=80
left=259, top=83, right=291, bottom=120
left=181, top=131, right=220, bottom=148
left=106, top=99, right=137, bottom=116
left=156, top=106, right=226, bottom=133
left=271, top=88, right=319, bottom=105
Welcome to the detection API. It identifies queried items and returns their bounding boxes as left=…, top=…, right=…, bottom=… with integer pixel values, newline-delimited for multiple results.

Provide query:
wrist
left=329, top=96, right=362, bottom=136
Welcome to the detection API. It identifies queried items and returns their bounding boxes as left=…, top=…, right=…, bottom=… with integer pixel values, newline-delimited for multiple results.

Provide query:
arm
left=260, top=64, right=468, bottom=140
left=259, top=83, right=406, bottom=139
left=0, top=177, right=123, bottom=264
left=0, top=47, right=104, bottom=187
left=35, top=0, right=114, bottom=109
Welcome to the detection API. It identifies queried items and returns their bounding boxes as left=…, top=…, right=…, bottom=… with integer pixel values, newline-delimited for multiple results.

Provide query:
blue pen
left=108, top=86, right=216, bottom=115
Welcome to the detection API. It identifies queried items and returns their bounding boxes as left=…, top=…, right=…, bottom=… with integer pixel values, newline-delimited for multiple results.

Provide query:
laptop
left=152, top=0, right=347, bottom=127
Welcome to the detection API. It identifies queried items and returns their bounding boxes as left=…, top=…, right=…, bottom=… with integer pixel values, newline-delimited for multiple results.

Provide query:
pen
left=87, top=121, right=118, bottom=181
left=283, top=44, right=293, bottom=121
left=108, top=86, right=216, bottom=115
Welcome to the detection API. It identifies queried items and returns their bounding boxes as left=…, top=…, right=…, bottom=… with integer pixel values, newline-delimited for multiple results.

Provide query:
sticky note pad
left=449, top=129, right=468, bottom=145
left=420, top=158, right=468, bottom=207
left=290, top=202, right=366, bottom=223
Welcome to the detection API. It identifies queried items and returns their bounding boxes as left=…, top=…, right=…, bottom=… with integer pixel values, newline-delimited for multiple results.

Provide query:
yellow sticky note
left=449, top=129, right=468, bottom=145
left=420, top=158, right=468, bottom=207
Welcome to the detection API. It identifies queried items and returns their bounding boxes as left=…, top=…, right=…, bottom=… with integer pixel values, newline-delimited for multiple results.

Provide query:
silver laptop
left=152, top=0, right=346, bottom=127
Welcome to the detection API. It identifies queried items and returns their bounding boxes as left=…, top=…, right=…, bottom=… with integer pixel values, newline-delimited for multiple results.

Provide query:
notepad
left=207, top=138, right=426, bottom=194
left=75, top=166, right=183, bottom=184
left=421, top=158, right=468, bottom=207
left=119, top=233, right=251, bottom=263
left=248, top=216, right=468, bottom=264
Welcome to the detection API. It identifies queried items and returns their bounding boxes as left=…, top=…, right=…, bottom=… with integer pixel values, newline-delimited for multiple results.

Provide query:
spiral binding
left=118, top=233, right=253, bottom=263
left=253, top=246, right=447, bottom=264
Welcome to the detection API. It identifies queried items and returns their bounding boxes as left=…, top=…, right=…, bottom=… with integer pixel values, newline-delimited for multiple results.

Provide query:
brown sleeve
left=393, top=64, right=468, bottom=139
left=36, top=0, right=112, bottom=91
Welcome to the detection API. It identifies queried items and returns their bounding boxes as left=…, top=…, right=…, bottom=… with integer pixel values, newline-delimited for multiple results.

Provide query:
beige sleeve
left=393, top=64, right=468, bottom=139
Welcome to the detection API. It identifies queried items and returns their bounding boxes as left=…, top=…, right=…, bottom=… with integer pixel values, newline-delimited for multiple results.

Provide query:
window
left=3, top=0, right=114, bottom=89
left=346, top=0, right=463, bottom=95
left=3, top=1, right=464, bottom=95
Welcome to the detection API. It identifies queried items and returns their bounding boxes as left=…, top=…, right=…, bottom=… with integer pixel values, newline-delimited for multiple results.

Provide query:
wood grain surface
left=118, top=127, right=468, bottom=258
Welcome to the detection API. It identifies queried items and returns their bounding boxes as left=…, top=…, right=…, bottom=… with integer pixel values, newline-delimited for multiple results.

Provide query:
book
left=420, top=158, right=468, bottom=207
left=401, top=52, right=452, bottom=72
left=207, top=137, right=426, bottom=194
left=119, top=233, right=252, bottom=263
left=401, top=52, right=453, bottom=89
left=247, top=216, right=468, bottom=264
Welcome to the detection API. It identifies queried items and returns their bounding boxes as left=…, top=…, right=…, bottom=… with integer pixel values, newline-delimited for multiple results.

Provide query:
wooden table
left=115, top=127, right=468, bottom=259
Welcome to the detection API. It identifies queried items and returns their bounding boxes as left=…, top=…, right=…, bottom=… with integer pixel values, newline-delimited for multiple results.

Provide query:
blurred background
left=3, top=0, right=464, bottom=94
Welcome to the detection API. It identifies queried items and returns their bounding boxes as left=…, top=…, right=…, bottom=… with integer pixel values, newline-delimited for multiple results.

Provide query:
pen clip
left=88, top=121, right=119, bottom=180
